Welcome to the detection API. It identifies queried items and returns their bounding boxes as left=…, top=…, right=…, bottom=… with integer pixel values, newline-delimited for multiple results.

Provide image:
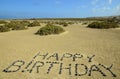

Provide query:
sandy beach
left=0, top=23, right=120, bottom=79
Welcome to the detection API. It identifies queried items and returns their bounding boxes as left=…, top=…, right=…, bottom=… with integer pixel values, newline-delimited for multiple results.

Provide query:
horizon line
left=0, top=15, right=119, bottom=20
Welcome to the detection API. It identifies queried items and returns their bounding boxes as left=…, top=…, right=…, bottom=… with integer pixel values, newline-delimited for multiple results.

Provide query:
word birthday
left=3, top=52, right=117, bottom=77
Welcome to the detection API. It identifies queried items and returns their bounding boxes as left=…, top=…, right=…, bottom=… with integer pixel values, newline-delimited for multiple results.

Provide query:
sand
left=0, top=23, right=120, bottom=79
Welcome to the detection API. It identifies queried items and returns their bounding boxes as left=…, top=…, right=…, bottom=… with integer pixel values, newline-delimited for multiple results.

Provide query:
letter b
left=3, top=60, right=25, bottom=73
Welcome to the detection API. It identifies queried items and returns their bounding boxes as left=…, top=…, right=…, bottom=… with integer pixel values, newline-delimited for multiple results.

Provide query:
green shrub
left=87, top=21, right=119, bottom=29
left=20, top=20, right=30, bottom=26
left=82, top=22, right=88, bottom=25
left=0, top=25, right=10, bottom=32
left=68, top=22, right=74, bottom=25
left=5, top=21, right=28, bottom=30
left=36, top=23, right=65, bottom=35
left=57, top=22, right=68, bottom=27
left=0, top=20, right=7, bottom=24
left=62, top=22, right=68, bottom=27
left=107, top=17, right=120, bottom=24
left=28, top=21, right=40, bottom=27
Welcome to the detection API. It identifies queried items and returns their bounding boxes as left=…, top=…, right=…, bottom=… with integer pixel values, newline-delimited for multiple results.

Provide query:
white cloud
left=92, top=0, right=113, bottom=6
left=114, top=5, right=120, bottom=14
left=116, top=5, right=120, bottom=10
left=92, top=6, right=110, bottom=13
left=91, top=0, right=99, bottom=5
left=92, top=4, right=120, bottom=16
left=108, top=0, right=112, bottom=4
left=55, top=0, right=61, bottom=4
left=101, top=6, right=110, bottom=12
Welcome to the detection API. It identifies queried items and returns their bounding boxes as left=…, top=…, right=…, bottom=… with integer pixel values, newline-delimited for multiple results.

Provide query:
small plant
left=87, top=21, right=119, bottom=29
left=82, top=22, right=88, bottom=25
left=0, top=20, right=7, bottom=24
left=28, top=21, right=40, bottom=27
left=5, top=21, right=28, bottom=30
left=0, top=25, right=10, bottom=32
left=62, top=22, right=68, bottom=27
left=36, top=23, right=65, bottom=35
left=20, top=20, right=30, bottom=26
left=68, top=22, right=74, bottom=25
left=57, top=22, right=69, bottom=27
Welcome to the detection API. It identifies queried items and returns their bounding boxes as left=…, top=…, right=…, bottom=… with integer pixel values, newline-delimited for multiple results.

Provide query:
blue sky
left=0, top=0, right=120, bottom=18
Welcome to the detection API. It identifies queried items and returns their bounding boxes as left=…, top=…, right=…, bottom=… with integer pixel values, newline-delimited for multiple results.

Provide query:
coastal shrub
left=28, top=21, right=40, bottom=27
left=82, top=22, right=88, bottom=25
left=57, top=22, right=68, bottom=27
left=62, top=22, right=68, bottom=27
left=68, top=22, right=74, bottom=25
left=107, top=17, right=120, bottom=24
left=0, top=25, right=10, bottom=32
left=5, top=21, right=28, bottom=30
left=0, top=20, right=7, bottom=24
left=36, top=23, right=65, bottom=35
left=87, top=21, right=119, bottom=29
left=20, top=20, right=30, bottom=26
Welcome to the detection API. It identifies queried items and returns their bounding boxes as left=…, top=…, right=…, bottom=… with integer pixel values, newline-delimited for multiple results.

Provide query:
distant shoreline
left=0, top=15, right=120, bottom=20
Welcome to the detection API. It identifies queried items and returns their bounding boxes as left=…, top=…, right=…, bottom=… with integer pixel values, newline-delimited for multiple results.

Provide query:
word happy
left=3, top=52, right=117, bottom=77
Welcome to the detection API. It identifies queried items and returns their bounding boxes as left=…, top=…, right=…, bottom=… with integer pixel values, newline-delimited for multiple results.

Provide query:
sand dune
left=0, top=23, right=120, bottom=79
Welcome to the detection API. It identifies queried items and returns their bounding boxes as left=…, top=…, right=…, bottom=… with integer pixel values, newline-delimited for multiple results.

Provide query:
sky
left=0, top=0, right=120, bottom=19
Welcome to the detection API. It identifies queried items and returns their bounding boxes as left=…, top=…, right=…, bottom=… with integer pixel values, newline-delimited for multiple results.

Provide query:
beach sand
left=0, top=23, right=120, bottom=79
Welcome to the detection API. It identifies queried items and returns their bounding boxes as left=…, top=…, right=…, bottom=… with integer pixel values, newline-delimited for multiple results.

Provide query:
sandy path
left=0, top=23, right=120, bottom=79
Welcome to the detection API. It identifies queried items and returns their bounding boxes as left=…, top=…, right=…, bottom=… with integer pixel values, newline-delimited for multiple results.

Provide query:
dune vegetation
left=5, top=21, right=28, bottom=30
left=28, top=20, right=40, bottom=27
left=0, top=20, right=8, bottom=24
left=87, top=21, right=119, bottom=29
left=36, top=23, right=65, bottom=35
left=0, top=17, right=120, bottom=33
left=0, top=25, right=10, bottom=32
